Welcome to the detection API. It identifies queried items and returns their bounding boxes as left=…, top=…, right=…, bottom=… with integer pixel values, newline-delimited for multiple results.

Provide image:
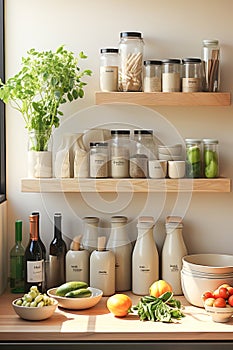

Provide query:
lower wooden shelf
left=21, top=177, right=231, bottom=193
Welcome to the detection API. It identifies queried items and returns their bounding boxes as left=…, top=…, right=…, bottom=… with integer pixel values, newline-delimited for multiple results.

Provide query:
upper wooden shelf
left=21, top=177, right=231, bottom=193
left=95, top=91, right=231, bottom=106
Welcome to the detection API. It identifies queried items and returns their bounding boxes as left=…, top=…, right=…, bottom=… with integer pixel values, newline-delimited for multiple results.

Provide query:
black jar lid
left=144, top=60, right=162, bottom=66
left=182, top=58, right=202, bottom=63
left=120, top=31, right=143, bottom=38
left=162, top=58, right=181, bottom=64
left=100, top=48, right=119, bottom=54
left=90, top=142, right=108, bottom=147
left=134, top=129, right=153, bottom=135
left=111, top=129, right=130, bottom=135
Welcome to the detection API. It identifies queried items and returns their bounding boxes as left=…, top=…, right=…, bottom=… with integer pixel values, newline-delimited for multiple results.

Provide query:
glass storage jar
left=99, top=48, right=119, bottom=92
left=143, top=60, right=162, bottom=92
left=118, top=31, right=144, bottom=92
left=89, top=142, right=109, bottom=178
left=185, top=138, right=202, bottom=178
left=110, top=129, right=130, bottom=178
left=202, top=39, right=220, bottom=92
left=182, top=58, right=202, bottom=92
left=203, top=139, right=219, bottom=178
left=162, top=59, right=181, bottom=92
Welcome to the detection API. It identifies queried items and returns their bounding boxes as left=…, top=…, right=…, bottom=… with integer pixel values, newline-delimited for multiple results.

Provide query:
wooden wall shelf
left=95, top=91, right=231, bottom=106
left=21, top=177, right=231, bottom=193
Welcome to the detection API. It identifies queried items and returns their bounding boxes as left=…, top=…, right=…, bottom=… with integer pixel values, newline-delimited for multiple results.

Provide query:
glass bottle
left=31, top=212, right=46, bottom=260
left=202, top=39, right=220, bottom=92
left=143, top=60, right=162, bottom=92
left=49, top=213, right=67, bottom=288
left=110, top=129, right=130, bottom=178
left=89, top=142, right=109, bottom=178
left=203, top=139, right=219, bottom=178
left=119, top=31, right=144, bottom=91
left=81, top=216, right=99, bottom=253
left=185, top=138, right=202, bottom=178
left=90, top=236, right=115, bottom=296
left=106, top=216, right=132, bottom=291
left=24, top=215, right=44, bottom=293
left=100, top=48, right=119, bottom=92
left=132, top=216, right=159, bottom=295
left=161, top=218, right=188, bottom=295
left=182, top=58, right=202, bottom=92
left=10, top=220, right=25, bottom=293
left=162, top=59, right=181, bottom=92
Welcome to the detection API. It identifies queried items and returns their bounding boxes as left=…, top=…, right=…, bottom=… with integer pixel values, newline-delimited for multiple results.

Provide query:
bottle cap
left=70, top=235, right=82, bottom=251
left=137, top=216, right=155, bottom=228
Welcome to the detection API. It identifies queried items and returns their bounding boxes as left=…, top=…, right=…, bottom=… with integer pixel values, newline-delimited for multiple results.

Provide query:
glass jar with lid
left=202, top=39, right=220, bottom=92
left=143, top=60, right=162, bottom=92
left=185, top=138, right=202, bottom=178
left=182, top=58, right=202, bottom=92
left=118, top=31, right=144, bottom=92
left=89, top=142, right=109, bottom=178
left=100, top=48, right=119, bottom=92
left=162, top=59, right=181, bottom=92
left=203, top=139, right=219, bottom=178
left=110, top=129, right=130, bottom=178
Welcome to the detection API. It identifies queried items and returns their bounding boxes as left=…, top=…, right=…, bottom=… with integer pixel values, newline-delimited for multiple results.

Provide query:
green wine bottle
left=10, top=220, right=25, bottom=293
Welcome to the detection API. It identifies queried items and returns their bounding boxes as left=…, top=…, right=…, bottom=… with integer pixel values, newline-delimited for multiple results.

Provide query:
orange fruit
left=149, top=279, right=173, bottom=298
left=107, top=293, right=132, bottom=317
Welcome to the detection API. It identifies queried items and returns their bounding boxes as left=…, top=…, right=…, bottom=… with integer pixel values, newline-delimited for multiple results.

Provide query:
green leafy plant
left=0, top=45, right=92, bottom=151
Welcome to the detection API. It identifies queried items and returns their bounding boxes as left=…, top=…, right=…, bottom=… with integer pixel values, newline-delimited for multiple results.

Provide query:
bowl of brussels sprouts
left=12, top=286, right=58, bottom=321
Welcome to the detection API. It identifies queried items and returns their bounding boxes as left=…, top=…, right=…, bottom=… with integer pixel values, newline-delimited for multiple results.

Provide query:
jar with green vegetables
left=185, top=139, right=202, bottom=178
left=203, top=139, right=219, bottom=178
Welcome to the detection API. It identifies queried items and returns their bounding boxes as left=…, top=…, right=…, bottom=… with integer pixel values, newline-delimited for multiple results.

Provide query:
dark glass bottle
left=49, top=213, right=67, bottom=288
left=31, top=211, right=46, bottom=259
left=24, top=215, right=44, bottom=293
left=10, top=220, right=25, bottom=293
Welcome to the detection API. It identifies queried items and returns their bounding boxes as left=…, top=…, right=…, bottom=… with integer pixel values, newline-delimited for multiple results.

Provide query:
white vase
left=28, top=151, right=52, bottom=178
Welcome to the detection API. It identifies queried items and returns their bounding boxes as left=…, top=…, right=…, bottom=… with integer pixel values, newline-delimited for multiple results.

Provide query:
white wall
left=5, top=0, right=233, bottom=265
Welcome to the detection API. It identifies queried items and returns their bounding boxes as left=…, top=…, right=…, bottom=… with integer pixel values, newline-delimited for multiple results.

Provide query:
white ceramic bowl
left=181, top=269, right=233, bottom=307
left=204, top=304, right=233, bottom=323
left=47, top=287, right=103, bottom=310
left=182, top=254, right=233, bottom=274
left=12, top=298, right=58, bottom=321
left=158, top=144, right=182, bottom=156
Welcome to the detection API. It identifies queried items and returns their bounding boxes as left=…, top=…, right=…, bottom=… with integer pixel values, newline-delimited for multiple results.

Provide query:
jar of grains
left=182, top=58, right=203, bottom=92
left=99, top=48, right=119, bottom=92
left=143, top=60, right=162, bottom=92
left=110, top=130, right=130, bottom=178
left=162, top=59, right=181, bottom=92
left=89, top=142, right=109, bottom=178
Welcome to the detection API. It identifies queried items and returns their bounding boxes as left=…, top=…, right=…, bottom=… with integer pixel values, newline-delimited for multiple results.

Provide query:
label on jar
left=162, top=72, right=180, bottom=92
left=100, top=66, right=118, bottom=91
left=143, top=77, right=161, bottom=92
left=111, top=157, right=129, bottom=178
left=27, top=260, right=43, bottom=283
left=90, top=153, right=108, bottom=178
left=182, top=78, right=201, bottom=92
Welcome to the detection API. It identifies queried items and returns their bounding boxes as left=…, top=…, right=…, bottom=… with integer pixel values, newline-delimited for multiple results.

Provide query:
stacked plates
left=158, top=144, right=182, bottom=161
left=181, top=254, right=233, bottom=307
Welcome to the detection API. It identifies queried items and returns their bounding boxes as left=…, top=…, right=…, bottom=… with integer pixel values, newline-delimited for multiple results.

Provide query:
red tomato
left=201, top=291, right=214, bottom=301
left=228, top=295, right=233, bottom=307
left=213, top=297, right=226, bottom=308
left=213, top=289, right=221, bottom=299
left=227, top=286, right=233, bottom=296
left=218, top=287, right=229, bottom=299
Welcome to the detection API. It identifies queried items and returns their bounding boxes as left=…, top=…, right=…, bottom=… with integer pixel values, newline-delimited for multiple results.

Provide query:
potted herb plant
left=0, top=45, right=92, bottom=177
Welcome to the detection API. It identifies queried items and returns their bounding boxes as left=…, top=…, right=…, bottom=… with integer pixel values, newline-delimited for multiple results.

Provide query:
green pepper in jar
left=187, top=146, right=201, bottom=164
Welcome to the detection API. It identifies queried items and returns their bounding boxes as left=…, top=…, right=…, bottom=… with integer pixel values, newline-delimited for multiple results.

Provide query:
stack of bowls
left=181, top=254, right=233, bottom=307
left=158, top=144, right=182, bottom=161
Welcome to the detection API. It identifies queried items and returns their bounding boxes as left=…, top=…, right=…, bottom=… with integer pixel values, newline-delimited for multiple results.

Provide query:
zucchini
left=65, top=288, right=92, bottom=298
left=55, top=281, right=88, bottom=296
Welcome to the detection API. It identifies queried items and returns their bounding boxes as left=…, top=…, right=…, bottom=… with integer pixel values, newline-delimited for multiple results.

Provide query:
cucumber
left=55, top=281, right=88, bottom=296
left=65, top=288, right=92, bottom=298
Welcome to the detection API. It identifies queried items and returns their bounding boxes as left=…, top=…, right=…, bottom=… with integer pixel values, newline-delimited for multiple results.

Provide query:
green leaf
left=72, top=89, right=78, bottom=99
left=67, top=92, right=73, bottom=102
left=79, top=51, right=87, bottom=59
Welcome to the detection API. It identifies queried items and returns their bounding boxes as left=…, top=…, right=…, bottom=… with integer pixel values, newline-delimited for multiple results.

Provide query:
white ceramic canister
left=81, top=216, right=99, bottom=253
left=132, top=216, right=159, bottom=295
left=90, top=236, right=115, bottom=296
left=106, top=216, right=132, bottom=291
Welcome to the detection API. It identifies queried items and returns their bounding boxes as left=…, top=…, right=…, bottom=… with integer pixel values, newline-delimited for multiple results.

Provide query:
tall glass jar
left=162, top=59, right=181, bottom=92
left=143, top=60, right=162, bottom=92
left=89, top=142, right=109, bottom=178
left=110, top=129, right=130, bottom=178
left=182, top=58, right=202, bottom=92
left=202, top=39, right=220, bottom=92
left=203, top=139, right=219, bottom=178
left=185, top=138, right=202, bottom=178
left=100, top=48, right=119, bottom=92
left=119, top=31, right=144, bottom=92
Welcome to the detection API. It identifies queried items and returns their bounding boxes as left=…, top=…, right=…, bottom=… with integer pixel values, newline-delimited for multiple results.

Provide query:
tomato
left=228, top=295, right=233, bottom=307
left=149, top=280, right=172, bottom=298
left=204, top=297, right=215, bottom=306
left=107, top=294, right=132, bottom=317
left=218, top=287, right=229, bottom=299
left=213, top=297, right=226, bottom=308
left=213, top=288, right=221, bottom=299
left=201, top=291, right=214, bottom=301
left=227, top=286, right=233, bottom=296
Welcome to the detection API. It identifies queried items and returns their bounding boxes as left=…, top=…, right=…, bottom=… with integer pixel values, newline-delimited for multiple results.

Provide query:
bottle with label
left=24, top=214, right=44, bottom=293
left=10, top=220, right=25, bottom=293
left=202, top=39, right=220, bottom=92
left=66, top=235, right=89, bottom=284
left=182, top=58, right=202, bottom=92
left=162, top=59, right=181, bottom=92
left=161, top=216, right=188, bottom=295
left=81, top=216, right=99, bottom=253
left=132, top=216, right=159, bottom=295
left=106, top=216, right=132, bottom=291
left=90, top=236, right=115, bottom=296
left=110, top=129, right=130, bottom=178
left=31, top=211, right=46, bottom=260
left=49, top=213, right=67, bottom=288
left=100, top=48, right=119, bottom=92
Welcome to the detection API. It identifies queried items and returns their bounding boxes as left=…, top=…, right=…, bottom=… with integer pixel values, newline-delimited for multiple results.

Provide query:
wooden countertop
left=0, top=290, right=233, bottom=342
